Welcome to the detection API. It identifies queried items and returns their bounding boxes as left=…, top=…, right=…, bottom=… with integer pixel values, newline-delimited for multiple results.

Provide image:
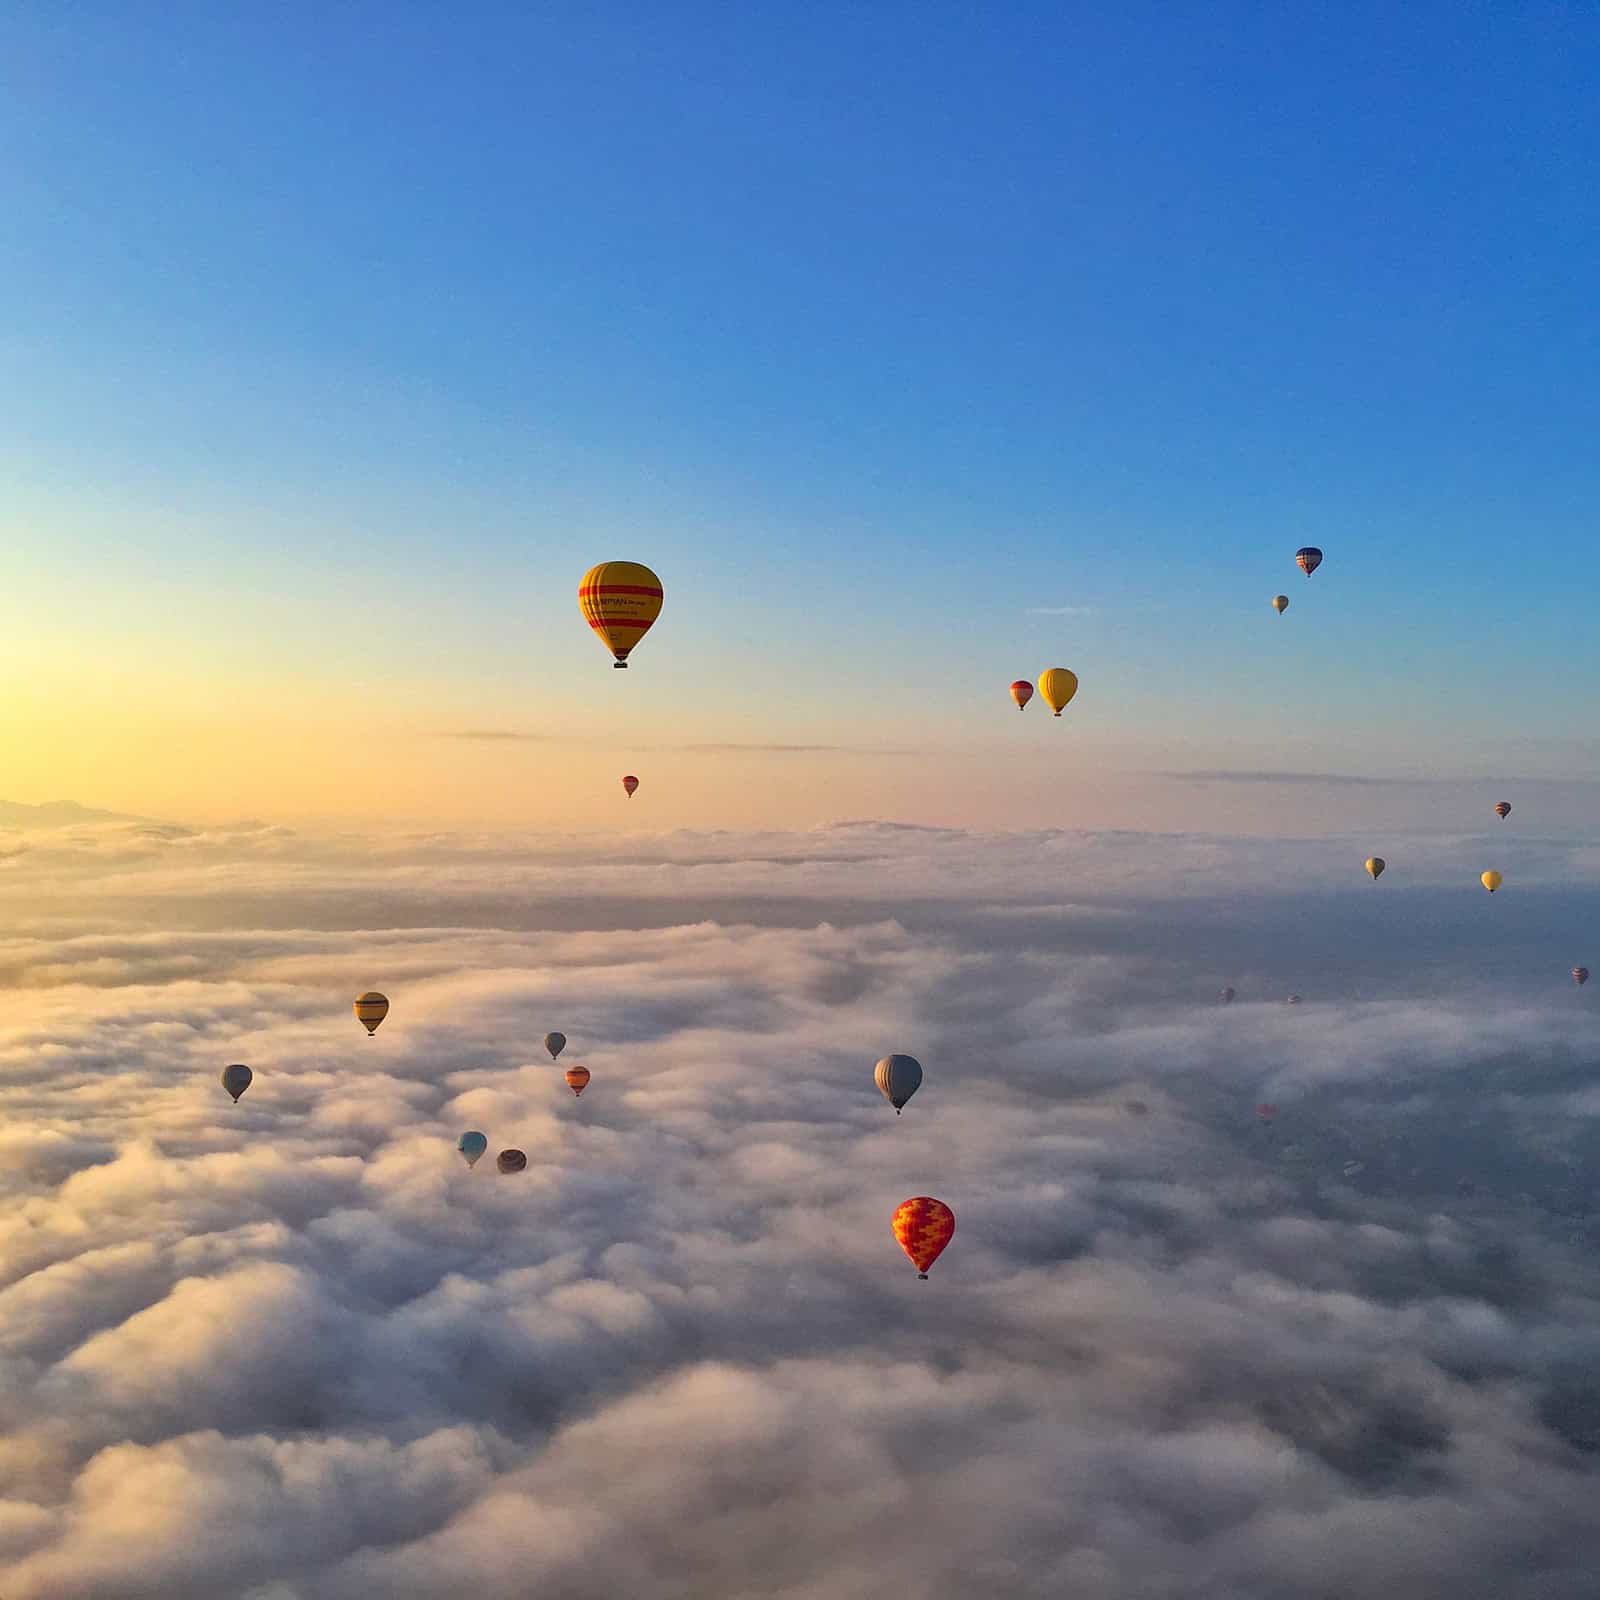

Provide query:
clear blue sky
left=3, top=3, right=1597, bottom=825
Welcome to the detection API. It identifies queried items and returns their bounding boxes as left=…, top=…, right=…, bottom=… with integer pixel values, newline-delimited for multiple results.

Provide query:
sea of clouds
left=2, top=815, right=1599, bottom=1598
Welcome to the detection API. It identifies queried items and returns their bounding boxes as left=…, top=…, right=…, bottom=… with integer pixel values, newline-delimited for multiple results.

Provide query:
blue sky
left=3, top=3, right=1598, bottom=823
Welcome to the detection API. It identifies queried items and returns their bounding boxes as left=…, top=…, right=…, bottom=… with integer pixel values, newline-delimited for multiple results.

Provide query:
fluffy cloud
left=1, top=820, right=1598, bottom=1596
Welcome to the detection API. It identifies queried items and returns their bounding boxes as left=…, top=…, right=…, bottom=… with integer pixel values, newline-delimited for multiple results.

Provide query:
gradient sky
left=4, top=3, right=1598, bottom=829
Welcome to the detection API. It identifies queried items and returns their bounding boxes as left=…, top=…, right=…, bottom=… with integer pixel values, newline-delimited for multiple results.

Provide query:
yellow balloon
left=1481, top=870, right=1503, bottom=894
left=579, top=562, right=664, bottom=668
left=1037, top=667, right=1079, bottom=717
left=1272, top=595, right=1289, bottom=615
left=354, top=991, right=389, bottom=1034
left=1365, top=857, right=1385, bottom=880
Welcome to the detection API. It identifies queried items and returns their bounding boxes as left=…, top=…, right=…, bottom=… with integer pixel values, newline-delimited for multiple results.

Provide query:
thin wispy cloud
left=675, top=742, right=916, bottom=756
left=1025, top=605, right=1097, bottom=616
left=437, top=730, right=555, bottom=742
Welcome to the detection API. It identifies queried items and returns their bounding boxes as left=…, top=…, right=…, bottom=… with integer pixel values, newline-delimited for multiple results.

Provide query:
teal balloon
left=457, top=1131, right=488, bottom=1168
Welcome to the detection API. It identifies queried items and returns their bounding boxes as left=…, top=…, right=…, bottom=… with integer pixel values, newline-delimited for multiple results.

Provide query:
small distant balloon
left=1218, top=986, right=1236, bottom=1004
left=874, top=1053, right=923, bottom=1114
left=1256, top=1103, right=1278, bottom=1122
left=1271, top=594, right=1289, bottom=615
left=543, top=1031, right=567, bottom=1060
left=220, top=1063, right=252, bottom=1102
left=496, top=1149, right=528, bottom=1174
left=1481, top=870, right=1503, bottom=894
left=622, top=775, right=639, bottom=798
left=1286, top=995, right=1303, bottom=1006
left=565, top=1064, right=591, bottom=1098
left=1009, top=679, right=1034, bottom=711
left=1493, top=801, right=1512, bottom=819
left=892, top=1196, right=955, bottom=1280
left=1365, top=857, right=1385, bottom=880
left=1036, top=667, right=1079, bottom=717
left=1123, top=1099, right=1150, bottom=1117
left=1342, top=1160, right=1366, bottom=1179
left=1574, top=967, right=1590, bottom=987
left=1295, top=546, right=1323, bottom=577
left=457, top=1131, right=487, bottom=1168
left=354, top=992, right=389, bottom=1035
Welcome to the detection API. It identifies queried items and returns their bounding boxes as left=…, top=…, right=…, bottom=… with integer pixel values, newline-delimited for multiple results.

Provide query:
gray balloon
left=873, top=1053, right=923, bottom=1114
left=220, top=1064, right=252, bottom=1103
left=497, top=1149, right=528, bottom=1174
left=543, top=1032, right=567, bottom=1060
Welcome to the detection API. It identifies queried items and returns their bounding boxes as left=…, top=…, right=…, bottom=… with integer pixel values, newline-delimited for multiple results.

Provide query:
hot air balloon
left=892, top=1196, right=955, bottom=1280
left=622, top=775, right=639, bottom=798
left=1481, top=870, right=1503, bottom=894
left=874, top=1053, right=923, bottom=1114
left=457, top=1132, right=487, bottom=1168
left=1342, top=1160, right=1366, bottom=1179
left=1493, top=802, right=1512, bottom=820
left=1009, top=679, right=1034, bottom=711
left=1256, top=1103, right=1278, bottom=1122
left=579, top=561, right=663, bottom=668
left=1123, top=1099, right=1150, bottom=1117
left=1037, top=667, right=1079, bottom=717
left=1219, top=986, right=1236, bottom=1004
left=1573, top=967, right=1589, bottom=987
left=497, top=1149, right=528, bottom=1174
left=543, top=1031, right=567, bottom=1061
left=1366, top=857, right=1385, bottom=880
left=220, top=1064, right=252, bottom=1103
left=354, top=992, right=389, bottom=1035
left=1295, top=547, right=1323, bottom=576
left=564, top=1065, right=591, bottom=1098
left=1272, top=595, right=1289, bottom=615
left=1286, top=994, right=1303, bottom=1006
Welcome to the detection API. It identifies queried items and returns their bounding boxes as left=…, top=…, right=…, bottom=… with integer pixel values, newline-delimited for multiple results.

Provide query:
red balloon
left=621, top=775, right=639, bottom=798
left=1256, top=1103, right=1278, bottom=1122
left=1009, top=680, right=1034, bottom=711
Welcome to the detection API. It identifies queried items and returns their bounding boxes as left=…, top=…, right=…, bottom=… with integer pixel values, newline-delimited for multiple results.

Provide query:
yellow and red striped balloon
left=564, top=1064, right=591, bottom=1098
left=579, top=562, right=663, bottom=668
left=354, top=992, right=389, bottom=1035
left=892, top=1196, right=954, bottom=1279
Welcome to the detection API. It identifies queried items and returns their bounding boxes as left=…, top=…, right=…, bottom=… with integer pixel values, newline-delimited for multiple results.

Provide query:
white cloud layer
left=2, top=819, right=1599, bottom=1597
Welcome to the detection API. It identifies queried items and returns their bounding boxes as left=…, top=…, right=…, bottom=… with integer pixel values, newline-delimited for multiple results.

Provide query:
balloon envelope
left=220, top=1063, right=252, bottom=1102
left=1256, top=1103, right=1278, bottom=1121
left=1009, top=679, right=1034, bottom=710
left=1574, top=967, right=1589, bottom=987
left=543, top=1031, right=567, bottom=1060
left=1481, top=870, right=1503, bottom=893
left=874, top=1053, right=923, bottom=1113
left=1295, top=546, right=1323, bottom=576
left=621, top=775, right=639, bottom=797
left=354, top=992, right=389, bottom=1035
left=1218, top=986, right=1236, bottom=1004
left=1037, top=667, right=1079, bottom=717
left=579, top=561, right=663, bottom=667
left=1286, top=995, right=1303, bottom=1005
left=496, top=1149, right=528, bottom=1174
left=565, top=1065, right=591, bottom=1097
left=1493, top=801, right=1512, bottom=819
left=1272, top=594, right=1289, bottom=614
left=457, top=1131, right=488, bottom=1167
left=892, top=1196, right=955, bottom=1278
left=1365, top=857, right=1385, bottom=880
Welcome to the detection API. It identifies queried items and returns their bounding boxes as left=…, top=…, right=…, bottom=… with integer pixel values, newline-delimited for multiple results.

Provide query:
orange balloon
left=892, top=1196, right=955, bottom=1279
left=564, top=1064, right=591, bottom=1098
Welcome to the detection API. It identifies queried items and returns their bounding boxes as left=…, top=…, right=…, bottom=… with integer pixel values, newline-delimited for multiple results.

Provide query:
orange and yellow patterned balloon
left=579, top=561, right=664, bottom=668
left=564, top=1064, right=591, bottom=1098
left=892, top=1196, right=955, bottom=1279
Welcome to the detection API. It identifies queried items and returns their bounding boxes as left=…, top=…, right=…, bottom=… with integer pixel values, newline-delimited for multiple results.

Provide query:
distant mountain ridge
left=0, top=800, right=149, bottom=828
